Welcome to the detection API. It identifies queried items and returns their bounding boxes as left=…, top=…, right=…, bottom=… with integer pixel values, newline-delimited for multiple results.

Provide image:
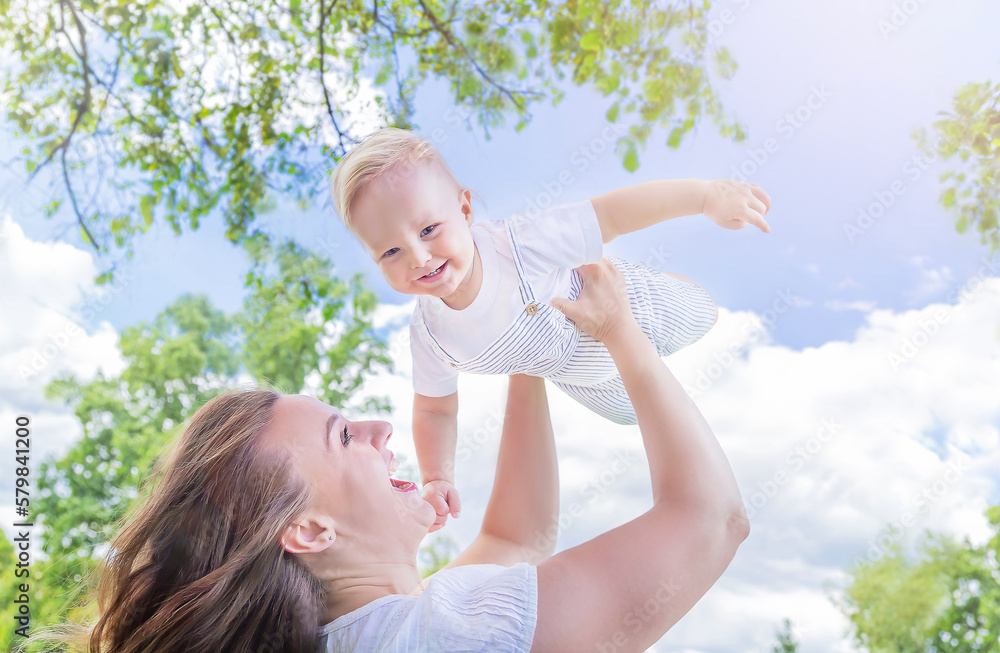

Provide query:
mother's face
left=261, top=395, right=435, bottom=557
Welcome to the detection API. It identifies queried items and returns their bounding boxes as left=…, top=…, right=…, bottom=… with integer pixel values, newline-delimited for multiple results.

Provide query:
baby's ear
left=459, top=189, right=474, bottom=222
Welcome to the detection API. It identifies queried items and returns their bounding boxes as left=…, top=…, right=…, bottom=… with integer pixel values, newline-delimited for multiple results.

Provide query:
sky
left=1, top=0, right=1000, bottom=651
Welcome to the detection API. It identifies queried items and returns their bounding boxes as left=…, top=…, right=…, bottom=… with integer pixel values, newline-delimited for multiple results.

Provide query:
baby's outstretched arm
left=413, top=392, right=461, bottom=533
left=590, top=178, right=771, bottom=241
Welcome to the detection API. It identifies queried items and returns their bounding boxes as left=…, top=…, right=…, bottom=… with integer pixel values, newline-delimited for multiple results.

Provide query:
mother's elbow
left=727, top=508, right=751, bottom=545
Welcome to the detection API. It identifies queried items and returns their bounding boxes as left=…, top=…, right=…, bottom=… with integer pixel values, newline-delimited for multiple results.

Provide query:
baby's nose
left=409, top=247, right=431, bottom=268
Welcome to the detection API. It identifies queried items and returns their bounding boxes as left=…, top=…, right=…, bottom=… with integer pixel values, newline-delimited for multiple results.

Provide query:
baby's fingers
left=444, top=487, right=462, bottom=518
left=423, top=493, right=450, bottom=533
left=743, top=206, right=771, bottom=233
left=750, top=184, right=772, bottom=214
left=421, top=486, right=450, bottom=516
left=428, top=514, right=448, bottom=533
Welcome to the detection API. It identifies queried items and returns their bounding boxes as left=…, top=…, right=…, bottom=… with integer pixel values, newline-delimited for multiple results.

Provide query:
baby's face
left=350, top=161, right=476, bottom=303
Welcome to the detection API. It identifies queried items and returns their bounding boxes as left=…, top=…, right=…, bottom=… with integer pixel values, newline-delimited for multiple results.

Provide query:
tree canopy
left=0, top=0, right=743, bottom=265
left=840, top=506, right=1000, bottom=653
left=922, top=78, right=1000, bottom=253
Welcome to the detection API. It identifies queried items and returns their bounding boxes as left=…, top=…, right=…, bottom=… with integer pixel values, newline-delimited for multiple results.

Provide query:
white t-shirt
left=410, top=200, right=604, bottom=397
left=316, top=562, right=538, bottom=652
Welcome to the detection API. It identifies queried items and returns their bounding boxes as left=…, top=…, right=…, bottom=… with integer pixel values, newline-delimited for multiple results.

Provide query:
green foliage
left=1, top=0, right=743, bottom=263
left=840, top=507, right=1000, bottom=653
left=239, top=236, right=391, bottom=412
left=16, top=243, right=389, bottom=643
left=418, top=533, right=460, bottom=578
left=921, top=79, right=1000, bottom=253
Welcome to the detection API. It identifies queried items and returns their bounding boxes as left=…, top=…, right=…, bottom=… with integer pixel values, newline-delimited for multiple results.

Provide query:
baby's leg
left=548, top=260, right=715, bottom=425
left=550, top=377, right=638, bottom=425
left=620, top=261, right=716, bottom=357
left=661, top=271, right=719, bottom=329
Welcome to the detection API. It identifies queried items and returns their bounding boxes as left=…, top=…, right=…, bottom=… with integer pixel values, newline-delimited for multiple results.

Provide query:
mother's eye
left=341, top=426, right=354, bottom=446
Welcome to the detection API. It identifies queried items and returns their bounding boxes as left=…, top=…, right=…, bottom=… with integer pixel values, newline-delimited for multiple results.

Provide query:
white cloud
left=0, top=215, right=125, bottom=541
left=905, top=256, right=955, bottom=303
left=834, top=277, right=860, bottom=290
left=350, top=275, right=1000, bottom=653
left=824, top=299, right=878, bottom=312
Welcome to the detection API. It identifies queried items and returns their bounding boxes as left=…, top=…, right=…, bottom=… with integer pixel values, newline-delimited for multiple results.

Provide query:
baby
left=331, top=128, right=770, bottom=532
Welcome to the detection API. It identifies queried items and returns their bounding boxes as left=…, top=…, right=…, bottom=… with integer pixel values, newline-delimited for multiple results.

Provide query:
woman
left=68, top=260, right=749, bottom=653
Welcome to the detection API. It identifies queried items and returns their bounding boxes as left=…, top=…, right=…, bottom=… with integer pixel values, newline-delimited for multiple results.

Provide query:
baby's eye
left=420, top=224, right=437, bottom=237
left=341, top=425, right=354, bottom=447
left=383, top=247, right=399, bottom=258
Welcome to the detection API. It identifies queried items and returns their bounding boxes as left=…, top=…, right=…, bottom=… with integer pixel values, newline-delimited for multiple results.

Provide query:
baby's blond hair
left=330, top=128, right=464, bottom=229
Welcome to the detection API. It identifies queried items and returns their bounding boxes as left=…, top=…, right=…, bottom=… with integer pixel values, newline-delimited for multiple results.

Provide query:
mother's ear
left=281, top=516, right=337, bottom=554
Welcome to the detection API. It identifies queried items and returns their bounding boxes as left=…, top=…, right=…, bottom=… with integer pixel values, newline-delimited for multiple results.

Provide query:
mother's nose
left=367, top=420, right=393, bottom=448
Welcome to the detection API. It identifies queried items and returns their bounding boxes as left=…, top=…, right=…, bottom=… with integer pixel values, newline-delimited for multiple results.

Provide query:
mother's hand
left=549, top=259, right=636, bottom=343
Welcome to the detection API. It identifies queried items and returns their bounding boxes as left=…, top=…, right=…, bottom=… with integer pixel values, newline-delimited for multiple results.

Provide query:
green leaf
left=622, top=139, right=639, bottom=172
left=580, top=31, right=601, bottom=51
left=606, top=102, right=620, bottom=123
left=667, top=127, right=683, bottom=148
left=25, top=159, right=36, bottom=173
left=140, top=194, right=156, bottom=225
left=942, top=187, right=957, bottom=208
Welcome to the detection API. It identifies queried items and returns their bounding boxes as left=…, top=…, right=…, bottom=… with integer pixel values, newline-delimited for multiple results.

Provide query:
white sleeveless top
left=316, top=563, right=537, bottom=652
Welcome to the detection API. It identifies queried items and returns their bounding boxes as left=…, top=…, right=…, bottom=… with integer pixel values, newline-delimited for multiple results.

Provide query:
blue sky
left=2, top=1, right=1000, bottom=651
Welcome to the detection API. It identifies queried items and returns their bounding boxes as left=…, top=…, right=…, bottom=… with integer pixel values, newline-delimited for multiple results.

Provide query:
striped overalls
left=410, top=221, right=717, bottom=425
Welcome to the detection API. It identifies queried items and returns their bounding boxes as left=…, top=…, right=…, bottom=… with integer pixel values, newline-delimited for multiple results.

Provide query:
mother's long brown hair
left=60, top=389, right=325, bottom=653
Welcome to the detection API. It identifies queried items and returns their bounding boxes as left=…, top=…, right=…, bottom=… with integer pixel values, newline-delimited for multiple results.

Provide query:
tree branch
left=33, top=0, right=93, bottom=180
left=61, top=146, right=99, bottom=250
left=414, top=0, right=541, bottom=112
left=209, top=7, right=244, bottom=105
left=318, top=0, right=350, bottom=157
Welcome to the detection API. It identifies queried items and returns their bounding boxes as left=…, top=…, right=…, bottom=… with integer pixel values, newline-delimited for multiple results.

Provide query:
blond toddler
left=331, top=128, right=771, bottom=532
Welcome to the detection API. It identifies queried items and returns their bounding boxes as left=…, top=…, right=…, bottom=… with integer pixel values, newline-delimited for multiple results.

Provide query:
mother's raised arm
left=536, top=260, right=750, bottom=653
left=442, top=374, right=560, bottom=569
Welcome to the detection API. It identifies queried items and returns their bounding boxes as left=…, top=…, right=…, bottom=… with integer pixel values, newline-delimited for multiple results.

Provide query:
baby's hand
left=703, top=179, right=772, bottom=233
left=421, top=479, right=462, bottom=533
